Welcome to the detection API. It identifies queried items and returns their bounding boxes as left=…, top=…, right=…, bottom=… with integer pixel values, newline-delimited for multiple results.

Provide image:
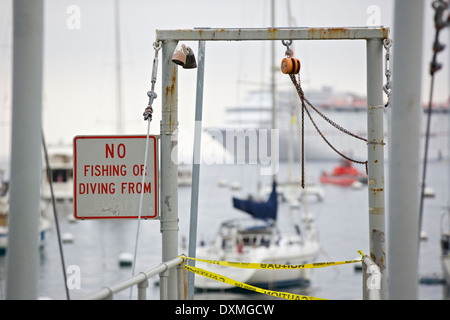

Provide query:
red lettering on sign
left=79, top=182, right=116, bottom=194
left=132, top=164, right=147, bottom=176
left=105, top=143, right=126, bottom=159
left=121, top=182, right=152, bottom=194
left=83, top=164, right=127, bottom=176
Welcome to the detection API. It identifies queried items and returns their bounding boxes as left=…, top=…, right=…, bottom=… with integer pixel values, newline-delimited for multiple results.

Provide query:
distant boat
left=194, top=182, right=320, bottom=291
left=41, top=145, right=74, bottom=203
left=178, top=163, right=192, bottom=187
left=319, top=159, right=367, bottom=188
left=0, top=173, right=51, bottom=255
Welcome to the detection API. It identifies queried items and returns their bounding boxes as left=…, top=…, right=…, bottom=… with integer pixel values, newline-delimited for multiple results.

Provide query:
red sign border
left=73, top=135, right=159, bottom=220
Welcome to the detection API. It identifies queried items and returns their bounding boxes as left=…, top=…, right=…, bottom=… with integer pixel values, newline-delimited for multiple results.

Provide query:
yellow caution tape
left=184, top=264, right=326, bottom=300
left=183, top=250, right=365, bottom=270
left=181, top=251, right=366, bottom=300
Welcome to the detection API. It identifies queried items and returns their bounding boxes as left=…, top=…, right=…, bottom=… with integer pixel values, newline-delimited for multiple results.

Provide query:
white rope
left=129, top=41, right=160, bottom=299
left=129, top=119, right=151, bottom=299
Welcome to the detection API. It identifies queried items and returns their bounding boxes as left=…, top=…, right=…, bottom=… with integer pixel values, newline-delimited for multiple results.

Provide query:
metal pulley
left=281, top=56, right=301, bottom=74
left=281, top=40, right=300, bottom=74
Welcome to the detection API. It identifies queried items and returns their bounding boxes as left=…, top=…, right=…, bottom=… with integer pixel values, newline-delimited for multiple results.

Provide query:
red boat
left=320, top=159, right=367, bottom=187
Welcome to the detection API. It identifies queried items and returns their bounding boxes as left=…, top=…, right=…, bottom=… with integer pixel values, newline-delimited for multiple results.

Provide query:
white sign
left=73, top=135, right=159, bottom=220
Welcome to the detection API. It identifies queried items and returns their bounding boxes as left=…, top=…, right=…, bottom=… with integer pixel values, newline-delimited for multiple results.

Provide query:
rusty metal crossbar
left=156, top=27, right=389, bottom=42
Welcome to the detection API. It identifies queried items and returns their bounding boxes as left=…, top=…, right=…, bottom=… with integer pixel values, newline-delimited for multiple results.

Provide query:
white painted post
left=160, top=40, right=179, bottom=299
left=366, top=37, right=387, bottom=299
left=6, top=0, right=44, bottom=300
left=388, top=0, right=424, bottom=300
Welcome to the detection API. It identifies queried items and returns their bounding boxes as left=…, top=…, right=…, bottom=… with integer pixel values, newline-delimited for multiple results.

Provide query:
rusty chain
left=288, top=73, right=368, bottom=188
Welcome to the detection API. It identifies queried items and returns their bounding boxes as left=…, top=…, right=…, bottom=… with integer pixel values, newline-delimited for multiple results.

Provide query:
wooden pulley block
left=281, top=57, right=300, bottom=74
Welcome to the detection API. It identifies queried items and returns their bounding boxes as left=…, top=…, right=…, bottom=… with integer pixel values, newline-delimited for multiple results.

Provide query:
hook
left=282, top=40, right=293, bottom=57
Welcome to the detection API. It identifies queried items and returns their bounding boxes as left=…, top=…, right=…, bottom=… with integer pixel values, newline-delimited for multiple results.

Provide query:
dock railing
left=78, top=253, right=380, bottom=300
left=361, top=255, right=382, bottom=300
left=78, top=256, right=187, bottom=300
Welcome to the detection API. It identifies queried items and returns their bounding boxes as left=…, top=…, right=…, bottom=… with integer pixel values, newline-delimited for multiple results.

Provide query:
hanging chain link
left=280, top=39, right=369, bottom=188
left=143, top=41, right=162, bottom=121
left=288, top=73, right=368, bottom=187
left=383, top=38, right=392, bottom=108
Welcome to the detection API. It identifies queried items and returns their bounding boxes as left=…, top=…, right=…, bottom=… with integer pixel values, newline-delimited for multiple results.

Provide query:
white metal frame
left=156, top=26, right=389, bottom=299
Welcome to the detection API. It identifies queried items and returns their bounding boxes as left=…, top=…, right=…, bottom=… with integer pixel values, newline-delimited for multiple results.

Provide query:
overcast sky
left=0, top=0, right=449, bottom=164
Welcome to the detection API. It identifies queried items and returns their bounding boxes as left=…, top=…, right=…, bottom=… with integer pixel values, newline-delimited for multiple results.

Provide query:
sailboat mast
left=270, top=0, right=277, bottom=181
left=114, top=0, right=123, bottom=134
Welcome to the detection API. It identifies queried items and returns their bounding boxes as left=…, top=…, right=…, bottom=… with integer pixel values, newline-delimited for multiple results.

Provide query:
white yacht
left=41, top=145, right=74, bottom=203
left=212, top=87, right=370, bottom=163
left=194, top=182, right=320, bottom=291
left=212, top=87, right=449, bottom=162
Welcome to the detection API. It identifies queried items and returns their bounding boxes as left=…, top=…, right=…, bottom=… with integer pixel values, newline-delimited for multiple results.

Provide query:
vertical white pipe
left=177, top=260, right=187, bottom=300
left=366, top=38, right=387, bottom=299
left=160, top=40, right=179, bottom=299
left=388, top=0, right=424, bottom=300
left=187, top=40, right=205, bottom=300
left=159, top=270, right=169, bottom=300
left=137, top=279, right=148, bottom=300
left=6, top=0, right=44, bottom=300
left=114, top=0, right=123, bottom=134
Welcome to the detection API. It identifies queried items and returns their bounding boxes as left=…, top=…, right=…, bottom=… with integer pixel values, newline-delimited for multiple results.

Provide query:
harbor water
left=0, top=160, right=448, bottom=300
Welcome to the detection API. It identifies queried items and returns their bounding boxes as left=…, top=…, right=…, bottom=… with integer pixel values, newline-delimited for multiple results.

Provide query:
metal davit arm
left=156, top=27, right=389, bottom=42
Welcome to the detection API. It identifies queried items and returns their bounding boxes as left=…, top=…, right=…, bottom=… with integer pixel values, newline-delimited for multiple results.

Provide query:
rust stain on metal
left=370, top=186, right=384, bottom=200
left=164, top=66, right=177, bottom=129
left=309, top=27, right=351, bottom=39
left=371, top=229, right=386, bottom=271
left=164, top=67, right=177, bottom=101
left=369, top=207, right=384, bottom=215
left=268, top=28, right=279, bottom=40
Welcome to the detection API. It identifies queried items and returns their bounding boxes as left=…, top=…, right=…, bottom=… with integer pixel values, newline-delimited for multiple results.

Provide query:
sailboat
left=194, top=182, right=320, bottom=290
